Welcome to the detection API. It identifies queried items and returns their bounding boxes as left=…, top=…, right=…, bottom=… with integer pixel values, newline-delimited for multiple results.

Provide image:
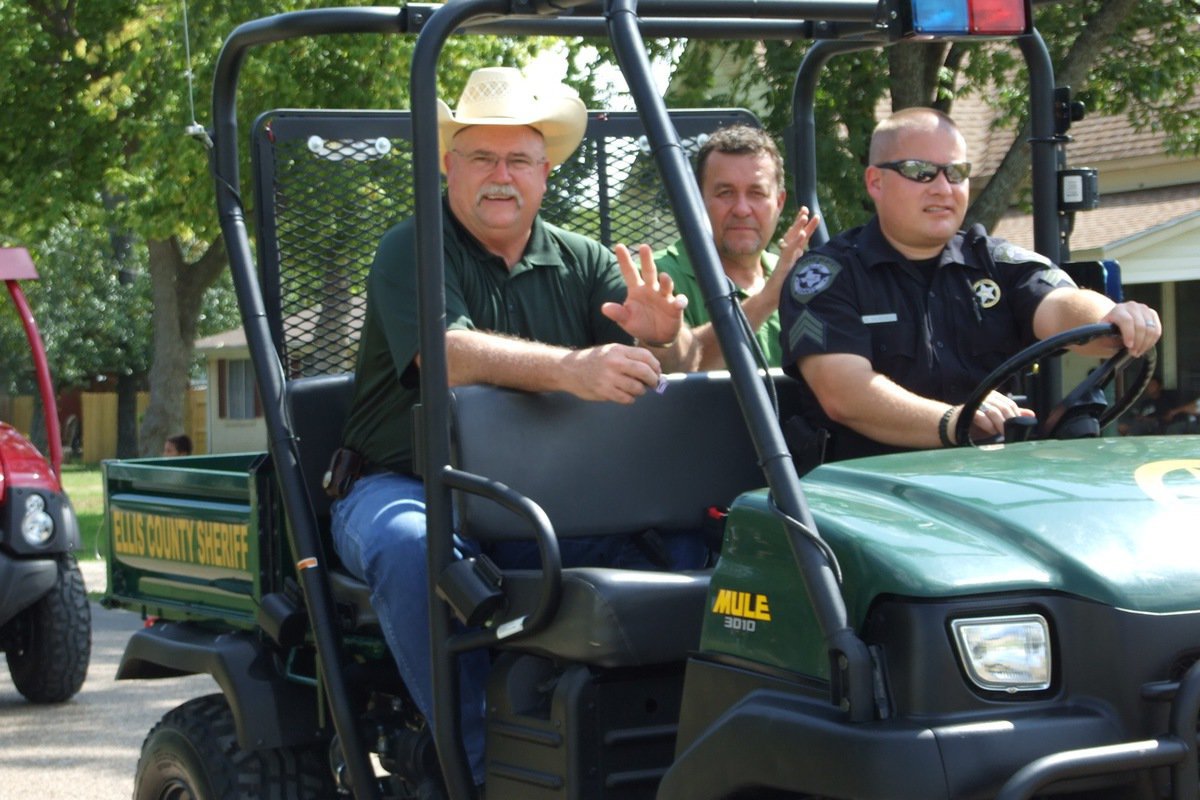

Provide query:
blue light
left=911, top=0, right=970, bottom=34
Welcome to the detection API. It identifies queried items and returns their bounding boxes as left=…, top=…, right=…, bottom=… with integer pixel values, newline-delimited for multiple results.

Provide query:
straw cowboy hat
left=437, top=67, right=587, bottom=169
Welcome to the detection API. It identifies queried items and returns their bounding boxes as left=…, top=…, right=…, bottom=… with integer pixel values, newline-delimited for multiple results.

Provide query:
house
left=194, top=296, right=363, bottom=454
left=193, top=327, right=267, bottom=454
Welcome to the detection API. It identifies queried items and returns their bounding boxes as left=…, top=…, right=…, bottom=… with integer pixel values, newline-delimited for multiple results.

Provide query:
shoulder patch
left=788, top=255, right=842, bottom=304
left=787, top=308, right=827, bottom=351
left=991, top=241, right=1053, bottom=267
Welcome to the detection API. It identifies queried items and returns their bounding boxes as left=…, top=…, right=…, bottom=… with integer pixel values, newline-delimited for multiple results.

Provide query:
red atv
left=0, top=247, right=90, bottom=703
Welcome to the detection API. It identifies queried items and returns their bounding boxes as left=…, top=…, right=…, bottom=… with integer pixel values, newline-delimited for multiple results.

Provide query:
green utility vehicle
left=102, top=2, right=1200, bottom=799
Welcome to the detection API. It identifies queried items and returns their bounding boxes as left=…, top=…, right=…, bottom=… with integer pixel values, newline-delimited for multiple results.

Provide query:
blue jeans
left=330, top=472, right=489, bottom=784
left=330, top=471, right=708, bottom=785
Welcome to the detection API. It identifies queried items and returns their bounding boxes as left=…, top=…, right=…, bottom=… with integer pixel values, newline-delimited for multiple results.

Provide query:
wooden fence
left=1, top=389, right=206, bottom=464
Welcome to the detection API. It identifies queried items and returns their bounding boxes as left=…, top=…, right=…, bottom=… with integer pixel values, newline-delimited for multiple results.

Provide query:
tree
left=0, top=217, right=150, bottom=401
left=661, top=1, right=1200, bottom=236
left=0, top=211, right=243, bottom=451
left=961, top=0, right=1198, bottom=230
left=0, top=1, right=544, bottom=455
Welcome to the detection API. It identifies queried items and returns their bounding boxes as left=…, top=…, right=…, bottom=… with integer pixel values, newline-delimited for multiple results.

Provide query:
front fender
left=660, top=675, right=1123, bottom=800
left=117, top=620, right=324, bottom=751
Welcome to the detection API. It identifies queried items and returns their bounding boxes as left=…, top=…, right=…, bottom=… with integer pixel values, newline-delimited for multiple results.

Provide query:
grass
left=60, top=463, right=104, bottom=562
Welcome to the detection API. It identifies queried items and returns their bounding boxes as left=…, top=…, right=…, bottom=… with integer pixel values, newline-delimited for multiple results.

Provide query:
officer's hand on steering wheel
left=954, top=323, right=1155, bottom=446
left=1101, top=301, right=1161, bottom=358
left=967, top=390, right=1034, bottom=441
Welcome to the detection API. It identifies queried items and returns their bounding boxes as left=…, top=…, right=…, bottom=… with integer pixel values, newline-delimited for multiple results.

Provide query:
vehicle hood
left=801, top=436, right=1200, bottom=615
left=0, top=421, right=59, bottom=494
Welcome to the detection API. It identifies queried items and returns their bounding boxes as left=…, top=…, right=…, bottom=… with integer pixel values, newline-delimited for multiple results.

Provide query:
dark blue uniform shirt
left=779, top=217, right=1076, bottom=461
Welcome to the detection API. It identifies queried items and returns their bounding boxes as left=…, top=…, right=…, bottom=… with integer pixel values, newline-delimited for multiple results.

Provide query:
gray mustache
left=476, top=183, right=523, bottom=208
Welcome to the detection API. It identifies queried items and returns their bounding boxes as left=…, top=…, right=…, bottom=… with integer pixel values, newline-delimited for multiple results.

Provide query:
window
left=1175, top=280, right=1200, bottom=396
left=217, top=359, right=261, bottom=420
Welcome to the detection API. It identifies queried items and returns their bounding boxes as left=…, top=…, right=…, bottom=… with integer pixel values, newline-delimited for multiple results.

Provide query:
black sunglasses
left=874, top=159, right=972, bottom=184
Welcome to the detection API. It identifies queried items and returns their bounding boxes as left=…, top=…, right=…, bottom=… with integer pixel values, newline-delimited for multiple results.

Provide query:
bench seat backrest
left=450, top=371, right=799, bottom=541
left=284, top=369, right=802, bottom=549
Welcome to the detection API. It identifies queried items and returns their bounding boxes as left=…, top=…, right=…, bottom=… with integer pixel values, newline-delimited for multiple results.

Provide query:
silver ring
left=1145, top=320, right=1157, bottom=328
left=980, top=402, right=993, bottom=413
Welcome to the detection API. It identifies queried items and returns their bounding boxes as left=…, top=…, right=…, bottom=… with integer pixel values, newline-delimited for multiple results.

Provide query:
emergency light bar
left=899, top=0, right=1031, bottom=37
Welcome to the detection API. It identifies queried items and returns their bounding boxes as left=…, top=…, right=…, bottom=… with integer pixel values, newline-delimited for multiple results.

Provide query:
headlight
left=20, top=493, right=55, bottom=547
left=951, top=614, right=1051, bottom=693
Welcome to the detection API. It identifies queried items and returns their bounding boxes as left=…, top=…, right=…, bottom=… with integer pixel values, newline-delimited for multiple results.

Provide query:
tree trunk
left=967, top=0, right=1139, bottom=232
left=117, top=374, right=138, bottom=458
left=137, top=236, right=226, bottom=457
left=888, top=42, right=951, bottom=110
left=105, top=201, right=142, bottom=459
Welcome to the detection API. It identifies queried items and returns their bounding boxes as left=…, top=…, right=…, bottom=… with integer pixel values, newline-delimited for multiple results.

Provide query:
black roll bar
left=412, top=1, right=885, bottom=795
left=410, top=4, right=509, bottom=797
left=1019, top=29, right=1063, bottom=263
left=1017, top=29, right=1069, bottom=420
left=524, top=0, right=881, bottom=16
left=790, top=38, right=883, bottom=248
left=605, top=0, right=874, bottom=723
left=210, top=9, right=418, bottom=800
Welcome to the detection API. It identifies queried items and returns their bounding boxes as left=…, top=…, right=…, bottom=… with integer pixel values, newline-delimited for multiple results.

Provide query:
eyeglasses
left=452, top=149, right=546, bottom=175
left=874, top=159, right=972, bottom=184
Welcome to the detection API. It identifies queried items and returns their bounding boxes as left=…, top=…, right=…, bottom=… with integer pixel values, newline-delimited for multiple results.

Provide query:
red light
left=969, top=0, right=1029, bottom=34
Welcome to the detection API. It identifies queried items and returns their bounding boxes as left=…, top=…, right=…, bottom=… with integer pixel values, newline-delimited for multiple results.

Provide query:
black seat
left=283, top=373, right=377, bottom=626
left=449, top=371, right=797, bottom=667
left=284, top=373, right=357, bottom=525
left=450, top=372, right=776, bottom=541
left=284, top=370, right=798, bottom=666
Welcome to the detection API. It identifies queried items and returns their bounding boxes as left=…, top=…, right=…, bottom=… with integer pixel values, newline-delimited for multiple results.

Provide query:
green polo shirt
left=655, top=238, right=783, bottom=367
left=342, top=200, right=631, bottom=473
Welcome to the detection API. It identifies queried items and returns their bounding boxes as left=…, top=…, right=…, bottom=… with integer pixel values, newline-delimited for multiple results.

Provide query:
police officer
left=779, top=107, right=1161, bottom=463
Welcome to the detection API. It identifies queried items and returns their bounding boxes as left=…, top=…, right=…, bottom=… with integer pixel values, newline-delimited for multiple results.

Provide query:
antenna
left=181, top=0, right=213, bottom=148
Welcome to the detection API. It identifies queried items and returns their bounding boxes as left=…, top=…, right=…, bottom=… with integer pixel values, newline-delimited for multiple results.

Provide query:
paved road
left=0, top=560, right=215, bottom=800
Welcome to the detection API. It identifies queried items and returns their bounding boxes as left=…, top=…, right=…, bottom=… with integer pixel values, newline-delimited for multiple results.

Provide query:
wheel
left=4, top=553, right=91, bottom=703
left=954, top=322, right=1155, bottom=445
left=134, top=693, right=337, bottom=800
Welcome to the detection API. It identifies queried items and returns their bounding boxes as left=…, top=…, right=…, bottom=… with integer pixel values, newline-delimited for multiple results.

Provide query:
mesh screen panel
left=252, top=109, right=757, bottom=378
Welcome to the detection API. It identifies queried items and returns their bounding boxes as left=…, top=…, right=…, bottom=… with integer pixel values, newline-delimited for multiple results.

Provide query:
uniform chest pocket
left=869, top=321, right=919, bottom=379
left=967, top=316, right=1022, bottom=364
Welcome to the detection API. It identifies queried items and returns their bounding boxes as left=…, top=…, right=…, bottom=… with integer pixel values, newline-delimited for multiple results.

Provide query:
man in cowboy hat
left=330, top=67, right=701, bottom=788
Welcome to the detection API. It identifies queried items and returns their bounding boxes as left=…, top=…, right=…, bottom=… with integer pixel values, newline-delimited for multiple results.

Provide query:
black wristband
left=938, top=405, right=957, bottom=448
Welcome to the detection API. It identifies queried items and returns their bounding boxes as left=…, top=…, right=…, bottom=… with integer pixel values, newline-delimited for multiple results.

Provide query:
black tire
left=5, top=553, right=91, bottom=703
left=134, top=693, right=337, bottom=800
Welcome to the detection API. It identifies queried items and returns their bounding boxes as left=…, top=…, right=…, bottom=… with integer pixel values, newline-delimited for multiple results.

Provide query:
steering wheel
left=954, top=323, right=1156, bottom=446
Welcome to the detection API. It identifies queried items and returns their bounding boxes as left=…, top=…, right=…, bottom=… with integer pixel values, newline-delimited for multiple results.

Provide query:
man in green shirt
left=330, top=67, right=698, bottom=789
left=656, top=124, right=819, bottom=369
